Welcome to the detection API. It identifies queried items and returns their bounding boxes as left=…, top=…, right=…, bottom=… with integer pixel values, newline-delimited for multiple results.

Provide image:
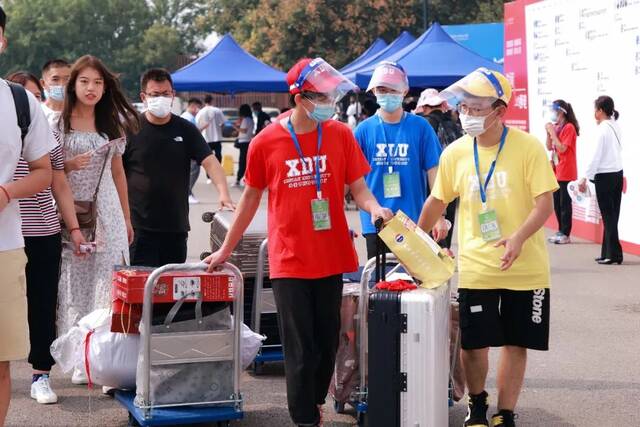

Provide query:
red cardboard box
left=111, top=299, right=142, bottom=334
left=113, top=269, right=233, bottom=304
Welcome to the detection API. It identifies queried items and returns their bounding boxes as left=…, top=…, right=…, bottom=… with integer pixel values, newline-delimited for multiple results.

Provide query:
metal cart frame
left=251, top=239, right=284, bottom=373
left=115, top=262, right=244, bottom=427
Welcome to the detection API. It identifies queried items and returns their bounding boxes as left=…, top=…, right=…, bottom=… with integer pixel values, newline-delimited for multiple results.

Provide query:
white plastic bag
left=50, top=326, right=84, bottom=374
left=51, top=308, right=139, bottom=389
left=567, top=179, right=595, bottom=208
left=239, top=320, right=266, bottom=369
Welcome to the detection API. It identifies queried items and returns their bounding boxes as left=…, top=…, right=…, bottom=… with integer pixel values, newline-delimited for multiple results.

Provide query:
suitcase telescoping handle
left=374, top=217, right=386, bottom=283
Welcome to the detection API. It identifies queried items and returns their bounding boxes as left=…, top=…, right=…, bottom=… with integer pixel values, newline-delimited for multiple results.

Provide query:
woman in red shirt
left=545, top=99, right=579, bottom=244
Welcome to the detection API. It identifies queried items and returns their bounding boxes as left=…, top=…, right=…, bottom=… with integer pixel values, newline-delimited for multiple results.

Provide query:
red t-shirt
left=245, top=119, right=371, bottom=279
left=554, top=123, right=577, bottom=182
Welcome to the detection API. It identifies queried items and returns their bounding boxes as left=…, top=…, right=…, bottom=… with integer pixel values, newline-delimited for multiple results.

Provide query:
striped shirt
left=14, top=132, right=64, bottom=237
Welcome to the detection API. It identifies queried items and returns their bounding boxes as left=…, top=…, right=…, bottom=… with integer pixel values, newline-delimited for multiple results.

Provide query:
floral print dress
left=57, top=130, right=129, bottom=335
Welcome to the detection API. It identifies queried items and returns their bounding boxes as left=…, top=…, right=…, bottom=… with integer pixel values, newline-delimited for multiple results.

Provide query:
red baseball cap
left=286, top=57, right=358, bottom=100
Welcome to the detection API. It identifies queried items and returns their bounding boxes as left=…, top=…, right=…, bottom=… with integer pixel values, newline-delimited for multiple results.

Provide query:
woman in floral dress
left=55, top=56, right=139, bottom=383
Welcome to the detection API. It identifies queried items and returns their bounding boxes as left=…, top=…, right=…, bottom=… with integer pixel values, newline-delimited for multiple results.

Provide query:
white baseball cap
left=417, top=88, right=446, bottom=108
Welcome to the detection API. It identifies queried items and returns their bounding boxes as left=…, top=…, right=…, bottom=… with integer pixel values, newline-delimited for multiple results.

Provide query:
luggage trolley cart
left=115, top=262, right=244, bottom=427
left=251, top=239, right=284, bottom=373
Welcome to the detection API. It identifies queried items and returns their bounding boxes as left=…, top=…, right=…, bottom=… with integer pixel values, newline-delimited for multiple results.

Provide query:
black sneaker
left=464, top=391, right=489, bottom=427
left=491, top=410, right=518, bottom=427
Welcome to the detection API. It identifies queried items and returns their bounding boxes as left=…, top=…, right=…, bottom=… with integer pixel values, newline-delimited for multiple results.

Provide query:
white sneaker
left=102, top=385, right=116, bottom=395
left=31, top=374, right=58, bottom=404
left=188, top=195, right=199, bottom=204
left=71, top=368, right=88, bottom=385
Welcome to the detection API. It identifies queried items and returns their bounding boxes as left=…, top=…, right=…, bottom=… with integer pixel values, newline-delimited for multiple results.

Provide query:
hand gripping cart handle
left=117, top=262, right=244, bottom=427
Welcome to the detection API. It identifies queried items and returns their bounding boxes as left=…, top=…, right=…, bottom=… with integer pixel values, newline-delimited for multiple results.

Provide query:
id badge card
left=311, top=198, right=331, bottom=231
left=383, top=167, right=401, bottom=198
left=478, top=208, right=501, bottom=241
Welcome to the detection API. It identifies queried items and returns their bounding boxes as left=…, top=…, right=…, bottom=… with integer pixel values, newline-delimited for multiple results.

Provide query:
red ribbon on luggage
left=374, top=280, right=417, bottom=292
left=84, top=329, right=94, bottom=389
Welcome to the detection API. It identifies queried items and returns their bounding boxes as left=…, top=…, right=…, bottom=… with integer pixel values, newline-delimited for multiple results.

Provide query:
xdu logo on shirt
left=467, top=171, right=510, bottom=200
left=283, top=155, right=331, bottom=189
left=375, top=143, right=409, bottom=158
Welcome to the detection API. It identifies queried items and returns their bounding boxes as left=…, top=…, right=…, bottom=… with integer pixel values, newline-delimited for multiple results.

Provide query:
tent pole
left=423, top=0, right=428, bottom=32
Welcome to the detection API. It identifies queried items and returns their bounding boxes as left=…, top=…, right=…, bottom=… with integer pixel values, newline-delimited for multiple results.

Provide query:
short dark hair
left=239, top=104, right=252, bottom=118
left=0, top=6, right=6, bottom=32
left=188, top=97, right=203, bottom=106
left=42, top=59, right=70, bottom=75
left=251, top=101, right=262, bottom=109
left=140, top=68, right=173, bottom=92
left=491, top=99, right=508, bottom=109
left=204, top=94, right=214, bottom=104
left=6, top=71, right=44, bottom=94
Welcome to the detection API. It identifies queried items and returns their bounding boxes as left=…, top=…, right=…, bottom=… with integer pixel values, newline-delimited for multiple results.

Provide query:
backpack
left=8, top=81, right=31, bottom=150
left=429, top=113, right=461, bottom=149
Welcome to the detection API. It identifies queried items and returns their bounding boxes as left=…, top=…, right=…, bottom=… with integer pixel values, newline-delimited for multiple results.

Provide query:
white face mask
left=146, top=96, right=173, bottom=118
left=460, top=111, right=496, bottom=137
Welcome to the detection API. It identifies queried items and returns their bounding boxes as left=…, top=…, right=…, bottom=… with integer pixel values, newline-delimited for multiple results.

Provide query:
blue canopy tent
left=354, top=22, right=503, bottom=89
left=339, top=37, right=388, bottom=74
left=443, top=23, right=504, bottom=64
left=172, top=34, right=288, bottom=93
left=343, top=31, right=416, bottom=81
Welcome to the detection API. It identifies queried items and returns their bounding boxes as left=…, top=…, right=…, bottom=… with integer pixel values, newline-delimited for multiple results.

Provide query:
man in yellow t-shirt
left=417, top=68, right=558, bottom=427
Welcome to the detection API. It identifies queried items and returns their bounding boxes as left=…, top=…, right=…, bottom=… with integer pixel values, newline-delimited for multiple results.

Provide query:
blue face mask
left=306, top=102, right=335, bottom=123
left=376, top=93, right=404, bottom=113
left=45, top=85, right=65, bottom=102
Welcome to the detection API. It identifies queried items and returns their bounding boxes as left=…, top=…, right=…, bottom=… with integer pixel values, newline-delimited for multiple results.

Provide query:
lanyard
left=287, top=120, right=324, bottom=198
left=474, top=126, right=509, bottom=207
left=377, top=112, right=406, bottom=173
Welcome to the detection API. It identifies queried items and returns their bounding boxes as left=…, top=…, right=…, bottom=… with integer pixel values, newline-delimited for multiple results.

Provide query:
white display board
left=525, top=0, right=640, bottom=245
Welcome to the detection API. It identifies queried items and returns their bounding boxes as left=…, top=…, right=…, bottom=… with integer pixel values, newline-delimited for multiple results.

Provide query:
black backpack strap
left=8, top=81, right=32, bottom=151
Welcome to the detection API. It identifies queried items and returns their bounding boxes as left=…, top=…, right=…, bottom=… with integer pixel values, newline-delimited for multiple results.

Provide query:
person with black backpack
left=0, top=6, right=58, bottom=423
left=416, top=88, right=463, bottom=255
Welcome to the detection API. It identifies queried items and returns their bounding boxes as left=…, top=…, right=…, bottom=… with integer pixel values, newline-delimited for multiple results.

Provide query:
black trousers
left=553, top=181, right=573, bottom=237
left=130, top=229, right=188, bottom=267
left=236, top=143, right=249, bottom=183
left=364, top=233, right=390, bottom=261
left=271, top=275, right=343, bottom=426
left=441, top=197, right=458, bottom=249
left=207, top=141, right=222, bottom=162
left=594, top=171, right=623, bottom=261
left=24, top=234, right=61, bottom=371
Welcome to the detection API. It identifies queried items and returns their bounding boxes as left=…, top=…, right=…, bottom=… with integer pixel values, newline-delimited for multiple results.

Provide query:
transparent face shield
left=291, top=58, right=358, bottom=104
left=366, top=61, right=409, bottom=94
left=440, top=68, right=508, bottom=113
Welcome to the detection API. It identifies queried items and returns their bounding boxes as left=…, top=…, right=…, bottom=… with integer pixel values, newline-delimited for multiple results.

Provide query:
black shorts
left=458, top=288, right=550, bottom=351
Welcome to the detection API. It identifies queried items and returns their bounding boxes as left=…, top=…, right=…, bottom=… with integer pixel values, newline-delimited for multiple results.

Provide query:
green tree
left=200, top=0, right=506, bottom=70
left=0, top=0, right=209, bottom=94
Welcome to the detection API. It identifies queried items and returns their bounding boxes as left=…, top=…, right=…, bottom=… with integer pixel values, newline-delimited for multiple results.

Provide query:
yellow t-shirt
left=431, top=127, right=559, bottom=290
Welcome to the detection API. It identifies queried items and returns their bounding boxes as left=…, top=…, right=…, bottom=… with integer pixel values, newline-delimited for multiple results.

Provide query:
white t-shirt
left=237, top=117, right=255, bottom=143
left=41, top=102, right=62, bottom=128
left=0, top=80, right=57, bottom=251
left=585, top=119, right=624, bottom=180
left=180, top=110, right=196, bottom=125
left=196, top=105, right=225, bottom=142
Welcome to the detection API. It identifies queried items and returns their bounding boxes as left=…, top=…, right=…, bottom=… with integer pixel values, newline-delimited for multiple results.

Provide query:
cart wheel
left=357, top=411, right=366, bottom=426
left=202, top=211, right=215, bottom=223
left=200, top=251, right=212, bottom=261
left=333, top=399, right=345, bottom=414
left=128, top=413, right=141, bottom=427
left=252, top=361, right=263, bottom=375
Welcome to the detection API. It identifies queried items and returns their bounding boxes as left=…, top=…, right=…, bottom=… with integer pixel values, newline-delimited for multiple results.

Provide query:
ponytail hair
left=594, top=95, right=619, bottom=121
left=553, top=99, right=580, bottom=136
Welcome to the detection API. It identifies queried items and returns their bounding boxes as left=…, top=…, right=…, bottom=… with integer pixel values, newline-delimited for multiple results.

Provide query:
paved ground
left=6, top=146, right=640, bottom=426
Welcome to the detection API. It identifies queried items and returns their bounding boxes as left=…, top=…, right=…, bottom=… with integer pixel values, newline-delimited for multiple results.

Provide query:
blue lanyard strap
left=473, top=126, right=509, bottom=205
left=286, top=119, right=323, bottom=197
left=377, top=112, right=406, bottom=170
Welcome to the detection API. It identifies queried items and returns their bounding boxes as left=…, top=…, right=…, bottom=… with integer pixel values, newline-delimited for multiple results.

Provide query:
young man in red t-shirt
left=205, top=58, right=392, bottom=427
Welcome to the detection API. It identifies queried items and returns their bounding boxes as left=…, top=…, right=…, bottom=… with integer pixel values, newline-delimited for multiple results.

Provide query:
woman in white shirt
left=234, top=104, right=254, bottom=186
left=579, top=96, right=623, bottom=264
